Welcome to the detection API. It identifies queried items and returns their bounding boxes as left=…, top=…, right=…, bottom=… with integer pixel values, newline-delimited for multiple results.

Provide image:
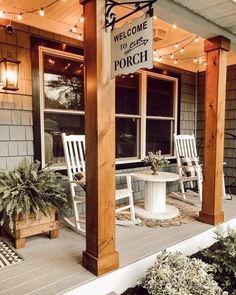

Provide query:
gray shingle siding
left=197, top=65, right=236, bottom=192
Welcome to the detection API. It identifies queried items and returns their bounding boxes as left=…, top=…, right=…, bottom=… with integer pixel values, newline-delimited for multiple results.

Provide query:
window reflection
left=146, top=120, right=172, bottom=155
left=147, top=77, right=174, bottom=117
left=116, top=118, right=139, bottom=158
left=43, top=54, right=84, bottom=111
left=44, top=113, right=84, bottom=164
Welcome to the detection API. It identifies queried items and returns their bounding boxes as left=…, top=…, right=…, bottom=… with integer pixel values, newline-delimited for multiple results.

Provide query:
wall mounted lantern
left=0, top=58, right=21, bottom=91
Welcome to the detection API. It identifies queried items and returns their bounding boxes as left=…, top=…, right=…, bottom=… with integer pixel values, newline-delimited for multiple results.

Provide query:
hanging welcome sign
left=111, top=16, right=153, bottom=78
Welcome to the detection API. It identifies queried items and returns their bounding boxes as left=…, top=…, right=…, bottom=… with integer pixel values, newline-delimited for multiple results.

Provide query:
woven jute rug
left=116, top=195, right=199, bottom=228
left=0, top=239, right=23, bottom=269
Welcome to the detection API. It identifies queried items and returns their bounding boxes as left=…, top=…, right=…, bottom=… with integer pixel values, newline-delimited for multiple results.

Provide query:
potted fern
left=0, top=158, right=68, bottom=249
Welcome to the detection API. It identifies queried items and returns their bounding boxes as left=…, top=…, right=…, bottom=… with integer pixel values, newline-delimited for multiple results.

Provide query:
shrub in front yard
left=139, top=250, right=223, bottom=295
left=194, top=227, right=236, bottom=294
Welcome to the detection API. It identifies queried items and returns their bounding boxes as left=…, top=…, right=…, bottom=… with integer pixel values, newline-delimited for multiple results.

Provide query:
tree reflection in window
left=43, top=54, right=84, bottom=111
left=44, top=74, right=83, bottom=110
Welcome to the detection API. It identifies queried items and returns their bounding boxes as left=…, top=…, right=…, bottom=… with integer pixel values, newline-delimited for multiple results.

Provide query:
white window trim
left=116, top=70, right=178, bottom=164
left=38, top=47, right=178, bottom=168
left=38, top=46, right=84, bottom=168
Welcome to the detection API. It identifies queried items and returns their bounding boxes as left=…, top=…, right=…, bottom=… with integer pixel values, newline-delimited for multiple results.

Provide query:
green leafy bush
left=0, top=158, right=68, bottom=231
left=200, top=227, right=236, bottom=294
left=139, top=250, right=223, bottom=295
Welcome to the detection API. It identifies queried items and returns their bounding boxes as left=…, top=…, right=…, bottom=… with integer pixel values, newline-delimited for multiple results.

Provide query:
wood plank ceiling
left=0, top=0, right=83, bottom=38
left=173, top=0, right=236, bottom=34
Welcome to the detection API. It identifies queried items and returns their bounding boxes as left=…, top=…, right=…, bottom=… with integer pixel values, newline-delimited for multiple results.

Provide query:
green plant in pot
left=143, top=150, right=169, bottom=175
left=0, top=158, right=68, bottom=248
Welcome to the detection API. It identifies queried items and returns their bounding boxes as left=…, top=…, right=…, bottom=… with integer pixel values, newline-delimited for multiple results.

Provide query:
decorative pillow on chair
left=181, top=156, right=199, bottom=177
left=73, top=172, right=86, bottom=190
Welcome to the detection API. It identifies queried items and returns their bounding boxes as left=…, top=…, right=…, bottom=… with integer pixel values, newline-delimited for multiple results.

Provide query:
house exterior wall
left=0, top=20, right=81, bottom=170
left=197, top=65, right=236, bottom=192
left=0, top=19, right=197, bottom=198
left=118, top=69, right=197, bottom=198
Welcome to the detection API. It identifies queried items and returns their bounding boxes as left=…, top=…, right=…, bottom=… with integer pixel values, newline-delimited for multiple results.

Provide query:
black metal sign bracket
left=105, top=0, right=157, bottom=31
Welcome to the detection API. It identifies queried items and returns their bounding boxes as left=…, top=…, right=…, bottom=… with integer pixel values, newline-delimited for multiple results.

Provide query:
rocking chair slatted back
left=175, top=135, right=198, bottom=162
left=174, top=134, right=202, bottom=201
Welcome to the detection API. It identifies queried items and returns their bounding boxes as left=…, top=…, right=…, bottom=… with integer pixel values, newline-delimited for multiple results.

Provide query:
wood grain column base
left=199, top=211, right=224, bottom=225
left=83, top=250, right=119, bottom=276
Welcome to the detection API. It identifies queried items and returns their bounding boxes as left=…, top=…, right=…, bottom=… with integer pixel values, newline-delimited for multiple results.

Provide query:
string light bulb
left=17, top=13, right=23, bottom=20
left=174, top=59, right=178, bottom=64
left=195, top=36, right=199, bottom=42
left=39, top=8, right=45, bottom=16
left=0, top=10, right=4, bottom=18
left=193, top=57, right=197, bottom=63
left=174, top=43, right=179, bottom=49
left=71, top=25, right=77, bottom=32
left=77, top=33, right=82, bottom=40
left=79, top=14, right=84, bottom=23
left=157, top=55, right=163, bottom=61
left=172, top=24, right=177, bottom=29
left=180, top=48, right=184, bottom=53
left=204, top=62, right=207, bottom=66
left=169, top=53, right=174, bottom=59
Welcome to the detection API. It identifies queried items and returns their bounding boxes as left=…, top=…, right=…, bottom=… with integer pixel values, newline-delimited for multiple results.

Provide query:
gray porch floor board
left=0, top=197, right=235, bottom=295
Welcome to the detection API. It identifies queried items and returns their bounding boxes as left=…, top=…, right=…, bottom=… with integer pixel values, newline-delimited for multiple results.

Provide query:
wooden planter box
left=1, top=208, right=58, bottom=249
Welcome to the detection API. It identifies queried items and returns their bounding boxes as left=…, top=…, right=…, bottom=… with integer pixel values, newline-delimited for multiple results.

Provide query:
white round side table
left=133, top=170, right=180, bottom=220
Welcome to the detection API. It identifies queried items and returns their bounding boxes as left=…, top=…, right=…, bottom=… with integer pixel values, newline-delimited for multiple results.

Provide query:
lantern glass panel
left=4, top=61, right=19, bottom=90
left=0, top=59, right=20, bottom=90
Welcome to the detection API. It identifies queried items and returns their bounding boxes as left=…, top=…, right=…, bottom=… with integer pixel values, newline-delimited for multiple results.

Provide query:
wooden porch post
left=199, top=36, right=230, bottom=225
left=79, top=0, right=119, bottom=276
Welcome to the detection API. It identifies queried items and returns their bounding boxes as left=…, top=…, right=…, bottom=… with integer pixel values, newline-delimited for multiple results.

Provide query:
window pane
left=147, top=77, right=174, bottom=117
left=44, top=113, right=84, bottom=164
left=116, top=118, right=139, bottom=158
left=115, top=74, right=139, bottom=115
left=146, top=120, right=172, bottom=155
left=43, top=54, right=84, bottom=111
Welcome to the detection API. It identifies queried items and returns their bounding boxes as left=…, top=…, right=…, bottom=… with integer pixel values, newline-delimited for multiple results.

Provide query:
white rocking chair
left=174, top=134, right=226, bottom=202
left=62, top=133, right=140, bottom=236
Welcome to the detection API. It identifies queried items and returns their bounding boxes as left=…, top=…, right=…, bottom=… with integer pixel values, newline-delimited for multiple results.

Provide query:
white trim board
left=64, top=217, right=236, bottom=295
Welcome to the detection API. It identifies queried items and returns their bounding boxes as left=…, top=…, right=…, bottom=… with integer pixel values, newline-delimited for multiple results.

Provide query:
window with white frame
left=39, top=47, right=85, bottom=168
left=39, top=47, right=178, bottom=167
left=115, top=71, right=178, bottom=163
